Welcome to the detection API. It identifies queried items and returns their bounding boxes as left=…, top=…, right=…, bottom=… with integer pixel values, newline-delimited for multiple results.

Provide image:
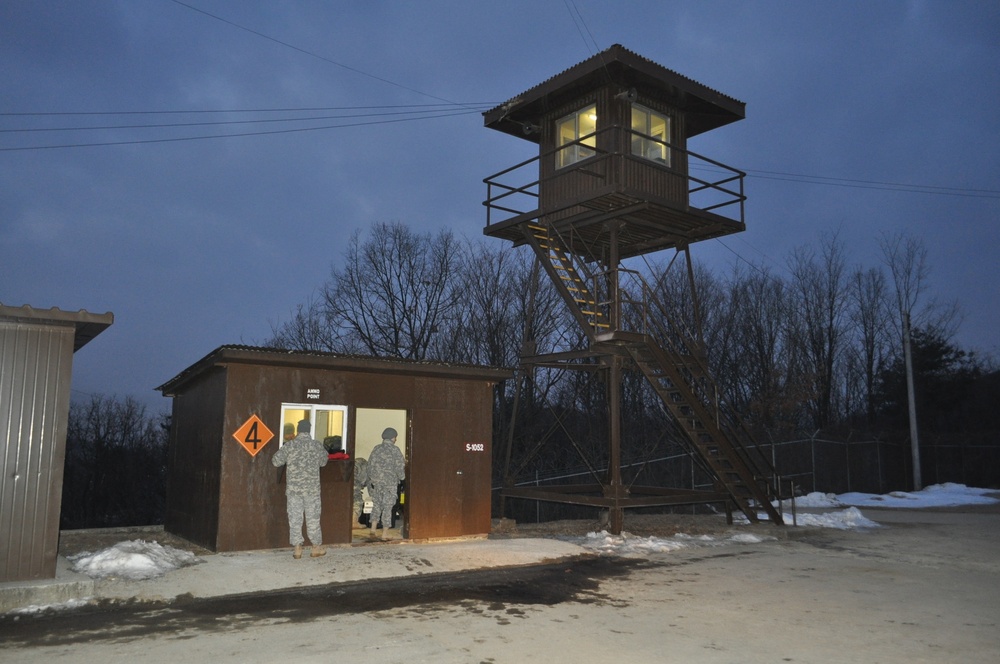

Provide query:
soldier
left=271, top=418, right=328, bottom=559
left=366, top=427, right=405, bottom=539
left=352, top=457, right=369, bottom=527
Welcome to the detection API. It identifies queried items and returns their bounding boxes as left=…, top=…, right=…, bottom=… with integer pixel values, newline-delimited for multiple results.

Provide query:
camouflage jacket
left=367, top=440, right=404, bottom=488
left=271, top=433, right=328, bottom=495
left=354, top=458, right=369, bottom=489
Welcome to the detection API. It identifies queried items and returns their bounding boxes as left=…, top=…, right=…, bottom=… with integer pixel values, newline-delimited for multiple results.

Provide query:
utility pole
left=902, top=311, right=921, bottom=490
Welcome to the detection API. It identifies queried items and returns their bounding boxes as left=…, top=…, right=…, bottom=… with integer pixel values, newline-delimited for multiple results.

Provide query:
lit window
left=556, top=104, right=597, bottom=169
left=631, top=104, right=670, bottom=165
left=280, top=403, right=348, bottom=453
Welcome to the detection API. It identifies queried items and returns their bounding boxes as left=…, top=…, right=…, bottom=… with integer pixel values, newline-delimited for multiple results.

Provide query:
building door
left=408, top=408, right=485, bottom=539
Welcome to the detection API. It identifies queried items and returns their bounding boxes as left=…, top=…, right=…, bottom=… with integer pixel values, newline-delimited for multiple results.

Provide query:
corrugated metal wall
left=0, top=321, right=74, bottom=582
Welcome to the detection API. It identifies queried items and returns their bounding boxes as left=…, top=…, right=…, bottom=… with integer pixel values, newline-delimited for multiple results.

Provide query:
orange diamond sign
left=233, top=414, right=274, bottom=457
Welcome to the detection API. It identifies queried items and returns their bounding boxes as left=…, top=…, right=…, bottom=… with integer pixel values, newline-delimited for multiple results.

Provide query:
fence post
left=876, top=437, right=883, bottom=494
left=811, top=430, right=818, bottom=493
left=846, top=439, right=851, bottom=493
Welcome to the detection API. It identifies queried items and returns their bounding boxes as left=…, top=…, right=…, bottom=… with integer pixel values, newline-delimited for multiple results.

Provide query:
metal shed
left=0, top=304, right=113, bottom=582
left=156, top=345, right=511, bottom=552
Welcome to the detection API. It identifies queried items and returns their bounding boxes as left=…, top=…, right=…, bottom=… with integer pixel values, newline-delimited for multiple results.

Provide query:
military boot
left=310, top=545, right=326, bottom=558
left=293, top=544, right=303, bottom=559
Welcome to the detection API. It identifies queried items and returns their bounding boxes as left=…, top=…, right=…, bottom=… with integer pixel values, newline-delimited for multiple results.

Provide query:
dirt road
left=2, top=505, right=997, bottom=663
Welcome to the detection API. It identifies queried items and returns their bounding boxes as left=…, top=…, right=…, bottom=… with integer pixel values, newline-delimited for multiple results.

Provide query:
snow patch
left=68, top=540, right=203, bottom=580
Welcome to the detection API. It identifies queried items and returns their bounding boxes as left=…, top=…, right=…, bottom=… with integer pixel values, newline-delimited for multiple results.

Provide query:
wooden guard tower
left=483, top=45, right=783, bottom=533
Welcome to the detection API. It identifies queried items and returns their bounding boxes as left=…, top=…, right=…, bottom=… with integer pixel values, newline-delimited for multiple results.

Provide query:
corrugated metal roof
left=157, top=344, right=513, bottom=397
left=484, top=44, right=745, bottom=140
left=0, top=303, right=113, bottom=351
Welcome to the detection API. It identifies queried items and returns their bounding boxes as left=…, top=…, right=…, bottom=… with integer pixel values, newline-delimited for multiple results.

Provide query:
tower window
left=631, top=104, right=670, bottom=165
left=556, top=104, right=597, bottom=169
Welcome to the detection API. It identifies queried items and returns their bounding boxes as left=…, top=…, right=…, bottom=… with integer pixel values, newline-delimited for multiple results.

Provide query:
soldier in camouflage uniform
left=366, top=427, right=405, bottom=539
left=271, top=419, right=328, bottom=558
left=352, top=457, right=369, bottom=527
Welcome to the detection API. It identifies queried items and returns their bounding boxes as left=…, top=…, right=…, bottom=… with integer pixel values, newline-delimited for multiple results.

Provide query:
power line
left=158, top=3, right=1000, bottom=203
left=169, top=0, right=477, bottom=111
left=5, top=105, right=996, bottom=204
left=691, top=162, right=1000, bottom=200
left=1, top=105, right=494, bottom=134
left=563, top=0, right=601, bottom=55
left=0, top=108, right=480, bottom=152
left=746, top=169, right=1000, bottom=199
left=0, top=103, right=497, bottom=117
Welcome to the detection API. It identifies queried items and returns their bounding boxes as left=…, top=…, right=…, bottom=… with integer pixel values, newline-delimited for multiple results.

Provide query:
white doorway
left=354, top=407, right=407, bottom=540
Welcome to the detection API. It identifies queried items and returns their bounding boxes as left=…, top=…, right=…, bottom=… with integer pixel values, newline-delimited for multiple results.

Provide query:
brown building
left=0, top=304, right=113, bottom=582
left=157, top=345, right=510, bottom=552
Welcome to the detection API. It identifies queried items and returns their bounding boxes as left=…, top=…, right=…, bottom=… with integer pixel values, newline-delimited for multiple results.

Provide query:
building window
left=556, top=104, right=597, bottom=169
left=280, top=403, right=348, bottom=453
left=631, top=104, right=670, bottom=165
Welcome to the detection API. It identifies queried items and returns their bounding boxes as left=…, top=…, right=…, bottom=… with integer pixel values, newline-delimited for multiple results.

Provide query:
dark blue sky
left=2, top=1, right=998, bottom=412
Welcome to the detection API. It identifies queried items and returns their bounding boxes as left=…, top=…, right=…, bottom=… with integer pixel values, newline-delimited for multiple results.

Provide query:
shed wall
left=0, top=322, right=73, bottom=582
left=164, top=368, right=227, bottom=550
left=164, top=356, right=498, bottom=551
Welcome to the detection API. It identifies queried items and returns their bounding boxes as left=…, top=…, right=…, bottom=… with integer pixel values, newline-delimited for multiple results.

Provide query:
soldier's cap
left=297, top=419, right=311, bottom=434
left=382, top=427, right=398, bottom=440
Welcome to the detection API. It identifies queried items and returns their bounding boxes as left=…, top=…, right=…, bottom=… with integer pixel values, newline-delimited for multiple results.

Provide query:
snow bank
left=68, top=540, right=203, bottom=581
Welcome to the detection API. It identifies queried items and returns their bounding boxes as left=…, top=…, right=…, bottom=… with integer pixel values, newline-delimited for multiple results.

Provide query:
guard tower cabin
left=483, top=45, right=783, bottom=533
left=483, top=43, right=746, bottom=262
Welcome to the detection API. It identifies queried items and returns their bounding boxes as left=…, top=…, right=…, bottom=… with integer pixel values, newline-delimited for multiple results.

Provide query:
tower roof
left=484, top=44, right=745, bottom=142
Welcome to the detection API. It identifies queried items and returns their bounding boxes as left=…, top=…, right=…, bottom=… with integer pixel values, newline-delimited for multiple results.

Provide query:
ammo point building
left=157, top=345, right=510, bottom=552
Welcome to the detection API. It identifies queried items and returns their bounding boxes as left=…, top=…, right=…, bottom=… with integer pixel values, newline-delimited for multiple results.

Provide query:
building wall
left=164, top=356, right=499, bottom=552
left=164, top=368, right=227, bottom=550
left=0, top=322, right=74, bottom=582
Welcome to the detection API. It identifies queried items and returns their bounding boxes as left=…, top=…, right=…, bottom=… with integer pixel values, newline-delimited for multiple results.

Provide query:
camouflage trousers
left=352, top=492, right=366, bottom=526
left=369, top=483, right=396, bottom=530
left=285, top=490, right=322, bottom=546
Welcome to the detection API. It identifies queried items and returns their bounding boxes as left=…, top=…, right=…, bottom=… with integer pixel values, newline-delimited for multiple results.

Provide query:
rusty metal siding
left=0, top=321, right=73, bottom=582
left=163, top=368, right=227, bottom=551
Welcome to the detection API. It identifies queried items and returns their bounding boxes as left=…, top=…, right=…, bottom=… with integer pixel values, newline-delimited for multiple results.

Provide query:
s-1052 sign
left=465, top=443, right=485, bottom=452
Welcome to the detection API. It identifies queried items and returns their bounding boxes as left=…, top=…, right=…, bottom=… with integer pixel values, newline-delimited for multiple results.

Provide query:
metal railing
left=484, top=124, right=746, bottom=228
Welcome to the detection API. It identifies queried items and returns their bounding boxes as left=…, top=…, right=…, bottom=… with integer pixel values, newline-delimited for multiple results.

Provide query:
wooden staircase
left=524, top=223, right=609, bottom=338
left=521, top=222, right=783, bottom=524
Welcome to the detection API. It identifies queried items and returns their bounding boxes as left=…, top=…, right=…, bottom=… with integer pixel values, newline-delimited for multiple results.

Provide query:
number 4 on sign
left=233, top=415, right=275, bottom=457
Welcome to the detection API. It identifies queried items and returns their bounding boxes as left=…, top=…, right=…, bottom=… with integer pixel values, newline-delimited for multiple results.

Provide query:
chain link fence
left=761, top=432, right=1000, bottom=495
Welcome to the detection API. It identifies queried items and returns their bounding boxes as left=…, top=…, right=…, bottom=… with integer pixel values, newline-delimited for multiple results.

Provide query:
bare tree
left=725, top=263, right=795, bottom=429
left=441, top=242, right=526, bottom=367
left=846, top=266, right=891, bottom=427
left=880, top=232, right=929, bottom=335
left=62, top=395, right=168, bottom=528
left=879, top=231, right=961, bottom=340
left=324, top=222, right=463, bottom=361
left=786, top=232, right=850, bottom=429
left=265, top=295, right=346, bottom=352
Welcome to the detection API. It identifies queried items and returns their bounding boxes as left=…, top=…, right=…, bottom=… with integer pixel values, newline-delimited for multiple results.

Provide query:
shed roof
left=0, top=303, right=114, bottom=351
left=484, top=44, right=745, bottom=142
left=157, top=345, right=513, bottom=397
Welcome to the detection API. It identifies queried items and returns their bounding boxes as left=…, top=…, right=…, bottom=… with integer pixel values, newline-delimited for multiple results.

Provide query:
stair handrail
left=607, top=267, right=782, bottom=497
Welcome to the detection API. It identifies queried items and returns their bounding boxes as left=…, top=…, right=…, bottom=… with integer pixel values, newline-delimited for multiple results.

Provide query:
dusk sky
left=2, top=1, right=998, bottom=413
